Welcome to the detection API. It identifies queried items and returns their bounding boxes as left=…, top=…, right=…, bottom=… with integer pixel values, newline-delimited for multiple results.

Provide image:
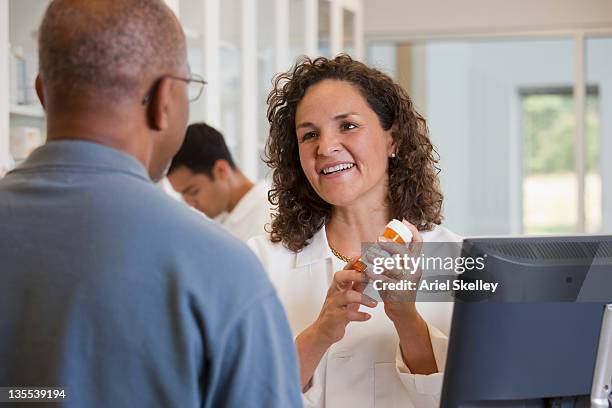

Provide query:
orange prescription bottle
left=352, top=219, right=413, bottom=273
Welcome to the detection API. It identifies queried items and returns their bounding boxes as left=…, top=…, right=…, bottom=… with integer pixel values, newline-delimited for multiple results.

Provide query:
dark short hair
left=39, top=0, right=186, bottom=101
left=266, top=54, right=444, bottom=252
left=169, top=123, right=237, bottom=179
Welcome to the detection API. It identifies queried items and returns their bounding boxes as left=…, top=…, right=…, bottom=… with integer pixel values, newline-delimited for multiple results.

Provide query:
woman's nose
left=316, top=131, right=342, bottom=156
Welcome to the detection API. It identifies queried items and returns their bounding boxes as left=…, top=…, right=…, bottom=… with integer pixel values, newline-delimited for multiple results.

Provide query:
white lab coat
left=248, top=224, right=462, bottom=408
left=217, top=180, right=273, bottom=241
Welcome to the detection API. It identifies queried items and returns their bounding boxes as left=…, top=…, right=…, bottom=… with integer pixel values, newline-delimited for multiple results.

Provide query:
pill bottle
left=353, top=219, right=413, bottom=273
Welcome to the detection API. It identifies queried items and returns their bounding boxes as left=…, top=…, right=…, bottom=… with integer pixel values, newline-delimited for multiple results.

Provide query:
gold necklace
left=329, top=243, right=352, bottom=263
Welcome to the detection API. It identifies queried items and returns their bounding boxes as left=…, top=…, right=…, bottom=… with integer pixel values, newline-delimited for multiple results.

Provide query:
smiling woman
left=265, top=54, right=444, bottom=252
left=248, top=55, right=461, bottom=408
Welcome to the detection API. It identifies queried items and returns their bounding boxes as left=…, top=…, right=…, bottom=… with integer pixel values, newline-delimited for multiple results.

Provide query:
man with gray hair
left=0, top=1, right=302, bottom=407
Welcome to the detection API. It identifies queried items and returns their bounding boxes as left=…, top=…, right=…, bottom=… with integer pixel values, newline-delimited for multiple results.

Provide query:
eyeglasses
left=142, top=73, right=207, bottom=105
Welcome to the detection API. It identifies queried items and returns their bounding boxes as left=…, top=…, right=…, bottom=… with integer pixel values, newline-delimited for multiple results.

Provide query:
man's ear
left=211, top=159, right=231, bottom=182
left=147, top=77, right=173, bottom=131
left=35, top=75, right=46, bottom=109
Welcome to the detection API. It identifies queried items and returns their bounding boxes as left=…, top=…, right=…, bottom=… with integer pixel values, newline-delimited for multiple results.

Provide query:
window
left=521, top=87, right=600, bottom=234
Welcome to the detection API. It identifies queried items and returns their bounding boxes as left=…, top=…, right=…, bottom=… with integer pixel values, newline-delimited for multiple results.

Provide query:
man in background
left=168, top=123, right=272, bottom=241
left=0, top=1, right=301, bottom=407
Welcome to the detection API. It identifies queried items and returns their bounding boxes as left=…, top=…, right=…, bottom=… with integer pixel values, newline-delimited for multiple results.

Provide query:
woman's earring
left=390, top=152, right=396, bottom=158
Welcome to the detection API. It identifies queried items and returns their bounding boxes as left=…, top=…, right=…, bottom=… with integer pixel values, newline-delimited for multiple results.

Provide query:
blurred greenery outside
left=522, top=91, right=601, bottom=234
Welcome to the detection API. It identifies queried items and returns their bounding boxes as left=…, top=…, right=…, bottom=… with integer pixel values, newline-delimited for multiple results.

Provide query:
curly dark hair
left=265, top=54, right=443, bottom=252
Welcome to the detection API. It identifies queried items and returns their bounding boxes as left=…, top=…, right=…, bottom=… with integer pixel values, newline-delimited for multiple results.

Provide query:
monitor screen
left=441, top=235, right=612, bottom=408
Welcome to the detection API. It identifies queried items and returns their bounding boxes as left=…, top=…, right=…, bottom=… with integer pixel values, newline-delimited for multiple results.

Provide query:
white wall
left=366, top=42, right=397, bottom=77
left=426, top=44, right=473, bottom=235
left=8, top=0, right=48, bottom=56
left=426, top=38, right=612, bottom=236
left=364, top=0, right=612, bottom=39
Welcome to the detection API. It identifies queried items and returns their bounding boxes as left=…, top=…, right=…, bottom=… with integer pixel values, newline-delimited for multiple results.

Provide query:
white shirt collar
left=295, top=225, right=334, bottom=268
left=214, top=211, right=229, bottom=223
left=225, top=180, right=269, bottom=225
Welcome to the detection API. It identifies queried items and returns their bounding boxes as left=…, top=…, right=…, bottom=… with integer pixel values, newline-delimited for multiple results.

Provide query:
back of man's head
left=37, top=0, right=190, bottom=182
left=169, top=123, right=237, bottom=179
left=39, top=0, right=186, bottom=108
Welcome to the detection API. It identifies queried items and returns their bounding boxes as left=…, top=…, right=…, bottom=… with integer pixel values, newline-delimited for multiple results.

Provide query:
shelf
left=10, top=104, right=45, bottom=118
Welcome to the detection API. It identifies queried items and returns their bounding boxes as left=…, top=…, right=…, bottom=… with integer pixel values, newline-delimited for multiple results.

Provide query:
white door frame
left=0, top=1, right=9, bottom=170
left=275, top=0, right=290, bottom=72
left=203, top=0, right=221, bottom=129
left=324, top=0, right=364, bottom=59
left=305, top=0, right=318, bottom=57
left=240, top=0, right=258, bottom=179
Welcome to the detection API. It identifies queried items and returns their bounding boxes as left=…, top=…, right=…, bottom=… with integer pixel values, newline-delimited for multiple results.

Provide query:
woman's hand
left=313, top=259, right=377, bottom=344
left=374, top=220, right=423, bottom=322
left=368, top=220, right=438, bottom=375
left=295, top=259, right=377, bottom=390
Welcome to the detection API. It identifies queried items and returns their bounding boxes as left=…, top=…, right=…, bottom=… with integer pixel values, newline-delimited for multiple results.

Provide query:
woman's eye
left=301, top=131, right=317, bottom=141
left=341, top=122, right=357, bottom=131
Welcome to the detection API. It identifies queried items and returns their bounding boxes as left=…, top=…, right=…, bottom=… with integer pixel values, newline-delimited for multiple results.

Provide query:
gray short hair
left=39, top=0, right=186, bottom=100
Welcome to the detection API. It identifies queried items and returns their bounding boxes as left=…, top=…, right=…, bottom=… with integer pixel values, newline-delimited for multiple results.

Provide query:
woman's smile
left=319, top=161, right=356, bottom=177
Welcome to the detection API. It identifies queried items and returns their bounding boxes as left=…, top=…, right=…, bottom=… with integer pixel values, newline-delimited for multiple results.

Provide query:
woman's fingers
left=343, top=256, right=361, bottom=270
left=400, top=219, right=420, bottom=240
left=376, top=220, right=423, bottom=255
left=364, top=268, right=397, bottom=283
left=376, top=239, right=408, bottom=257
left=333, top=289, right=377, bottom=308
left=401, top=219, right=423, bottom=253
left=346, top=310, right=372, bottom=322
left=332, top=268, right=367, bottom=289
left=362, top=245, right=391, bottom=265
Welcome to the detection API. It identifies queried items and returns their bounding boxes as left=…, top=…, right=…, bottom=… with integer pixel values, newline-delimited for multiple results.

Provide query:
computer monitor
left=440, top=235, right=612, bottom=408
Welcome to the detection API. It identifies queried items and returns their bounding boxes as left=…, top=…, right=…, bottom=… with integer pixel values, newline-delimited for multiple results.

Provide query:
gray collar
left=11, top=140, right=150, bottom=182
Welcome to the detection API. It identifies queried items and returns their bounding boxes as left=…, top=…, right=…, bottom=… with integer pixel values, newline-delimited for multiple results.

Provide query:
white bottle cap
left=385, top=219, right=413, bottom=243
